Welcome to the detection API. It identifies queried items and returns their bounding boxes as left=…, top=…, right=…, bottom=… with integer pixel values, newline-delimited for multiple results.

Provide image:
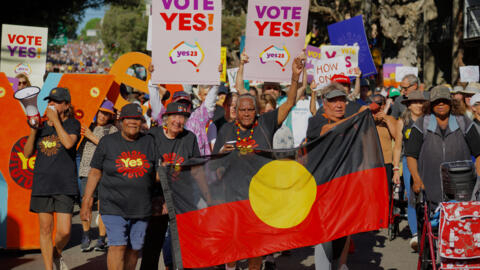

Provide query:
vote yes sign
left=152, top=0, right=221, bottom=85
left=244, top=0, right=309, bottom=82
left=1, top=24, right=48, bottom=88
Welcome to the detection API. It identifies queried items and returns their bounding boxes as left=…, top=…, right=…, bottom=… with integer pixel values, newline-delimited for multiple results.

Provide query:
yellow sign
left=220, top=47, right=227, bottom=82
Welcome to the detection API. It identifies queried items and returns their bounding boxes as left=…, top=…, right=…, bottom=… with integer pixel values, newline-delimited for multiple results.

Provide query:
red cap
left=331, top=74, right=351, bottom=85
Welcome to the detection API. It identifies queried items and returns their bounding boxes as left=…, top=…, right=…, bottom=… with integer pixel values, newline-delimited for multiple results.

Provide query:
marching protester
left=78, top=100, right=117, bottom=252
left=141, top=101, right=202, bottom=270
left=16, top=73, right=32, bottom=90
left=306, top=82, right=379, bottom=270
left=472, top=93, right=480, bottom=131
left=461, top=83, right=480, bottom=119
left=213, top=53, right=305, bottom=270
left=24, top=87, right=80, bottom=270
left=392, top=90, right=427, bottom=251
left=80, top=103, right=158, bottom=270
left=390, top=74, right=420, bottom=119
left=405, top=85, right=480, bottom=205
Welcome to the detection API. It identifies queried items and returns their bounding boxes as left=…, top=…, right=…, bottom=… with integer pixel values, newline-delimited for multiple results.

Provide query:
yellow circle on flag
left=0, top=87, right=5, bottom=98
left=249, top=160, right=317, bottom=229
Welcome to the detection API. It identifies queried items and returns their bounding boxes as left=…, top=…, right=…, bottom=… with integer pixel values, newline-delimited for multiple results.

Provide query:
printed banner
left=460, top=66, right=479, bottom=83
left=151, top=0, right=222, bottom=84
left=395, top=66, right=418, bottom=82
left=320, top=45, right=359, bottom=77
left=313, top=57, right=348, bottom=89
left=327, top=15, right=377, bottom=77
left=383, top=63, right=402, bottom=87
left=1, top=24, right=48, bottom=88
left=244, top=0, right=310, bottom=82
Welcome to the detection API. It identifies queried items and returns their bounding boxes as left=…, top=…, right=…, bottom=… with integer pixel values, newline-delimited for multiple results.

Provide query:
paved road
left=1, top=208, right=418, bottom=270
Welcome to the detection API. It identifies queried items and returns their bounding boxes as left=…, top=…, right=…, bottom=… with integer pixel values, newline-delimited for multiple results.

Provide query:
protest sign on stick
left=151, top=0, right=222, bottom=84
left=395, top=66, right=418, bottom=82
left=220, top=47, right=227, bottom=82
left=312, top=57, right=348, bottom=90
left=244, top=0, right=310, bottom=82
left=227, top=68, right=239, bottom=92
left=383, top=64, right=402, bottom=87
left=460, top=66, right=479, bottom=83
left=327, top=16, right=376, bottom=77
left=1, top=24, right=48, bottom=88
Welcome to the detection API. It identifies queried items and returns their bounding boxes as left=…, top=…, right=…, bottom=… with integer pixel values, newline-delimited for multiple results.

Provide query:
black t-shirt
left=32, top=118, right=81, bottom=196
left=149, top=127, right=200, bottom=165
left=90, top=132, right=157, bottom=219
left=306, top=113, right=333, bottom=141
left=405, top=123, right=480, bottom=159
left=213, top=109, right=279, bottom=153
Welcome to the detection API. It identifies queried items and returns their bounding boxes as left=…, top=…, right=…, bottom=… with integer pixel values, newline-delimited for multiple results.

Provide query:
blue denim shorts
left=102, top=215, right=149, bottom=250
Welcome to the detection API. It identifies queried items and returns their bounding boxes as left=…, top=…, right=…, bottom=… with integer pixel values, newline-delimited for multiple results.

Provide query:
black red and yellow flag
left=160, top=110, right=389, bottom=269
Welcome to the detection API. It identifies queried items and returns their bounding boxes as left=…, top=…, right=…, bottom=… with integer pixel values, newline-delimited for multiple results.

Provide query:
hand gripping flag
left=160, top=110, right=389, bottom=268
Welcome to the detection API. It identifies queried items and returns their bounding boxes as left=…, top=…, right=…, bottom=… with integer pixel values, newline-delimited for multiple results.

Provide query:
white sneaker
left=410, top=234, right=419, bottom=251
left=53, top=256, right=69, bottom=270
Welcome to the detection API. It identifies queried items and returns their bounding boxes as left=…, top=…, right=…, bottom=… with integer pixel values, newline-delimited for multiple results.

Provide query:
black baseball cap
left=164, top=102, right=191, bottom=117
left=120, top=103, right=143, bottom=119
left=44, top=87, right=71, bottom=102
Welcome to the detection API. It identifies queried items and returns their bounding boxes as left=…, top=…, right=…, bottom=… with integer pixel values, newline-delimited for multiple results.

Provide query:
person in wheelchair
left=405, top=85, right=480, bottom=206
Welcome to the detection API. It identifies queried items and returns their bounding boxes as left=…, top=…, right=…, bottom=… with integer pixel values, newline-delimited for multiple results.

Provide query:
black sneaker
left=94, top=237, right=106, bottom=251
left=80, top=234, right=92, bottom=252
left=264, top=261, right=276, bottom=270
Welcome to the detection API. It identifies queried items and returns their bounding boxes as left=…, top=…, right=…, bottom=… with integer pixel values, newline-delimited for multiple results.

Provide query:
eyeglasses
left=400, top=84, right=414, bottom=90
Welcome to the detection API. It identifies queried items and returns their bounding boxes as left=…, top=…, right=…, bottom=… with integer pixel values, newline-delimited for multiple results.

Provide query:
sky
left=76, top=5, right=107, bottom=35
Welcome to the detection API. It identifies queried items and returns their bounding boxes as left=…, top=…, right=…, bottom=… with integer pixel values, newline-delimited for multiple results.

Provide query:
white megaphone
left=14, top=86, right=41, bottom=128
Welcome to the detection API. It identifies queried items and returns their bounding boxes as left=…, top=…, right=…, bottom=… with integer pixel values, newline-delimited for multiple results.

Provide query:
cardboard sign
left=220, top=47, right=227, bottom=82
left=383, top=63, right=402, bottom=87
left=1, top=24, right=48, bottom=88
left=244, top=0, right=310, bottom=82
left=395, top=66, right=418, bottom=82
left=460, top=66, right=479, bottom=83
left=0, top=72, right=39, bottom=249
left=7, top=77, right=18, bottom=92
left=320, top=45, right=359, bottom=77
left=305, top=45, right=321, bottom=83
left=327, top=15, right=377, bottom=77
left=151, top=0, right=222, bottom=84
left=227, top=67, right=239, bottom=92
left=313, top=57, right=348, bottom=89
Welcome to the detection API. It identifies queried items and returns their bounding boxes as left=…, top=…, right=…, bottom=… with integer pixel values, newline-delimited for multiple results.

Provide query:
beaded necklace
left=235, top=120, right=258, bottom=143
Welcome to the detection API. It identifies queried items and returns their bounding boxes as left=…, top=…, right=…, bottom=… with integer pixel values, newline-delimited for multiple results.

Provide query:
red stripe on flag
left=176, top=166, right=388, bottom=268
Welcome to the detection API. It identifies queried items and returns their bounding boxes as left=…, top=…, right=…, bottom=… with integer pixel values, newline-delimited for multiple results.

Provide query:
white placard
left=227, top=68, right=239, bottom=92
left=395, top=66, right=418, bottom=82
left=460, top=66, right=479, bottom=83
left=313, top=57, right=348, bottom=90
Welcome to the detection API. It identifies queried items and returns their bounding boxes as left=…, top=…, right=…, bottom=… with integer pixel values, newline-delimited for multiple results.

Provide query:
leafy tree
left=0, top=0, right=139, bottom=39
left=79, top=18, right=102, bottom=41
left=101, top=0, right=147, bottom=61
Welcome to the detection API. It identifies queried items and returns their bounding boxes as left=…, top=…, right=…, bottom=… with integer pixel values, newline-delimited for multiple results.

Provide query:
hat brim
left=324, top=90, right=347, bottom=100
left=401, top=98, right=427, bottom=104
left=98, top=108, right=115, bottom=114
left=172, top=96, right=192, bottom=104
left=164, top=111, right=191, bottom=117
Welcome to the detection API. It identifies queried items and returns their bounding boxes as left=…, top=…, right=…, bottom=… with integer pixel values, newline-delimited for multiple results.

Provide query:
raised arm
left=309, top=81, right=318, bottom=116
left=24, top=128, right=38, bottom=158
left=147, top=64, right=167, bottom=123
left=295, top=66, right=308, bottom=102
left=235, top=51, right=249, bottom=95
left=46, top=107, right=78, bottom=149
left=277, top=53, right=305, bottom=125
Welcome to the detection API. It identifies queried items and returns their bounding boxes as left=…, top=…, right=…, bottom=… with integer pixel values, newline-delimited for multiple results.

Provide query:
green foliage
left=79, top=18, right=102, bottom=41
left=101, top=1, right=147, bottom=61
left=0, top=0, right=139, bottom=40
left=222, top=13, right=246, bottom=53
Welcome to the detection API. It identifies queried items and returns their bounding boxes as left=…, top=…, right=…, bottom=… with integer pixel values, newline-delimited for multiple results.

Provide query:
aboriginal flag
left=160, top=110, right=389, bottom=269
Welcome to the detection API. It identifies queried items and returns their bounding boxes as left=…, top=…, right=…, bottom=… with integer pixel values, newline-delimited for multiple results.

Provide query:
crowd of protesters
left=19, top=36, right=480, bottom=270
left=46, top=41, right=110, bottom=74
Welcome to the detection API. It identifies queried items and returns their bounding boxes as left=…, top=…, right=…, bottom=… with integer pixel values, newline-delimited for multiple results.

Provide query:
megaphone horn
left=14, top=86, right=41, bottom=128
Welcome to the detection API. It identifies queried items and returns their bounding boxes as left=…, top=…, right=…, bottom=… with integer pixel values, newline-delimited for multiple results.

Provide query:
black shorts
left=30, top=194, right=75, bottom=214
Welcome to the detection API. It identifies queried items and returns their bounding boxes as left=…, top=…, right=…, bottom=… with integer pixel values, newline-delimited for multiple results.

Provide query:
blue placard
left=327, top=15, right=377, bottom=77
left=38, top=73, right=63, bottom=114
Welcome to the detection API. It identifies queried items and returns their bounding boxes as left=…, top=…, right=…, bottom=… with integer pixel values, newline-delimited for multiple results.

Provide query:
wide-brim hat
left=164, top=102, right=191, bottom=117
left=401, top=90, right=428, bottom=104
left=98, top=100, right=115, bottom=114
left=120, top=103, right=144, bottom=119
left=430, top=85, right=452, bottom=103
left=172, top=91, right=192, bottom=104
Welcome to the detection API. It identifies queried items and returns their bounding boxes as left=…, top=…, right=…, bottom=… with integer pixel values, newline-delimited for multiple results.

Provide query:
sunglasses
left=18, top=81, right=27, bottom=85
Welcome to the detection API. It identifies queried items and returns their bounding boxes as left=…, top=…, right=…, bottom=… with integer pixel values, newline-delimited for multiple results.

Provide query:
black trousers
left=140, top=215, right=169, bottom=270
